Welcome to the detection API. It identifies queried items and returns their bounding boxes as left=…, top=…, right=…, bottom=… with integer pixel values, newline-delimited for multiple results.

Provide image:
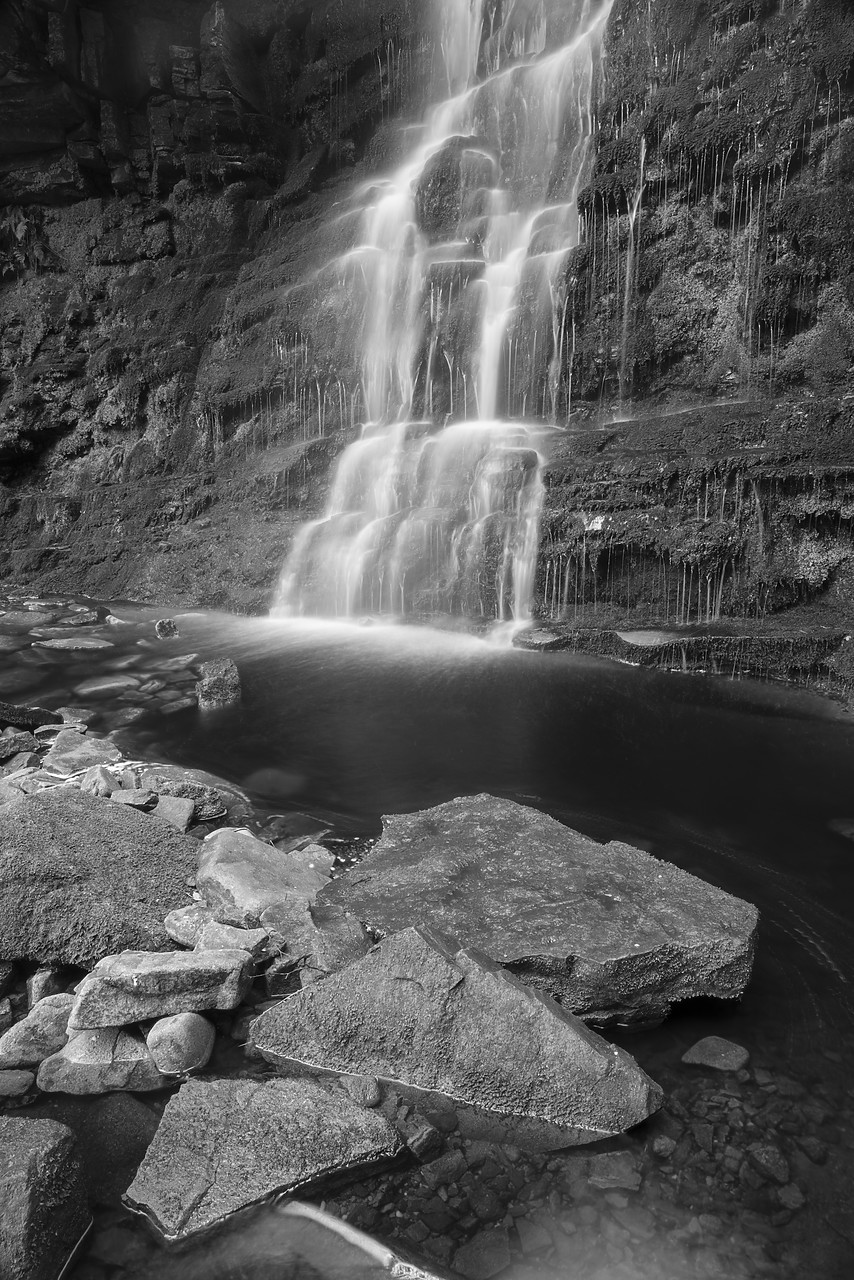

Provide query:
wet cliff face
left=0, top=0, right=853, bottom=637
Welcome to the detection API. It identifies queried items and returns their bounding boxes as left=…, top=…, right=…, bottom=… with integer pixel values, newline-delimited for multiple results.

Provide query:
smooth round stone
left=145, top=1013, right=215, bottom=1075
left=74, top=676, right=141, bottom=697
left=681, top=1036, right=750, bottom=1072
left=0, top=1069, right=35, bottom=1097
left=35, top=638, right=114, bottom=651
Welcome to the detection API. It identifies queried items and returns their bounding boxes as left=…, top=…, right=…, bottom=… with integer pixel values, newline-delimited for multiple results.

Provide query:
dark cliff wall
left=538, top=0, right=854, bottom=631
left=0, top=0, right=852, bottom=635
left=0, top=0, right=424, bottom=606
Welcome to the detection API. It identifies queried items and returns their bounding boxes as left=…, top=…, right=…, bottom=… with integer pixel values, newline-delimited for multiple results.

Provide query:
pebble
left=109, top=790, right=156, bottom=809
left=746, top=1143, right=790, bottom=1185
left=587, top=1151, right=642, bottom=1191
left=74, top=676, right=141, bottom=697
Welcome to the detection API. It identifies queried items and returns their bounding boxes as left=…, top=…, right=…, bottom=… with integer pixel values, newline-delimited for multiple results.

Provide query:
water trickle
left=276, top=0, right=614, bottom=625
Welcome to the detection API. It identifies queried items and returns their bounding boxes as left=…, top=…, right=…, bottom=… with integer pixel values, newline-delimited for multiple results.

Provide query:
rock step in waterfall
left=276, top=0, right=614, bottom=623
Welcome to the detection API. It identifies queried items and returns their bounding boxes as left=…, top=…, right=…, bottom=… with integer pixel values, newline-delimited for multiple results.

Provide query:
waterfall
left=275, top=0, right=613, bottom=624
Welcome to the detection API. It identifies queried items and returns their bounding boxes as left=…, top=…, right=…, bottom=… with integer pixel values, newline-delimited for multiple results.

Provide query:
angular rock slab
left=124, top=1077, right=403, bottom=1241
left=319, top=794, right=759, bottom=1024
left=252, top=927, right=662, bottom=1148
left=0, top=993, right=74, bottom=1068
left=69, top=949, right=253, bottom=1029
left=37, top=1028, right=171, bottom=1094
left=197, top=827, right=330, bottom=927
left=0, top=789, right=199, bottom=966
left=0, top=1117, right=90, bottom=1280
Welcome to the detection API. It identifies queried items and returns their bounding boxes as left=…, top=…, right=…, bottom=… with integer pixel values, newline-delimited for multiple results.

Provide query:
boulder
left=0, top=700, right=62, bottom=730
left=319, top=795, right=759, bottom=1025
left=0, top=1117, right=90, bottom=1280
left=41, top=729, right=122, bottom=776
left=195, top=658, right=241, bottom=710
left=38, top=1027, right=170, bottom=1094
left=197, top=829, right=330, bottom=927
left=145, top=1013, right=215, bottom=1074
left=0, top=993, right=74, bottom=1068
left=68, top=949, right=253, bottom=1029
left=0, top=789, right=200, bottom=966
left=124, top=1077, right=404, bottom=1240
left=252, top=927, right=662, bottom=1149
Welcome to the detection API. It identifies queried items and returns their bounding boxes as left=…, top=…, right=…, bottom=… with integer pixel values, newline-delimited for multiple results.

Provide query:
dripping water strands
left=275, top=0, right=615, bottom=631
left=619, top=135, right=646, bottom=406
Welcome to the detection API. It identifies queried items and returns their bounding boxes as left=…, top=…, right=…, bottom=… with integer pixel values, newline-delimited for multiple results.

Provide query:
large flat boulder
left=69, top=950, right=253, bottom=1029
left=252, top=927, right=661, bottom=1148
left=124, top=1077, right=404, bottom=1240
left=0, top=789, right=199, bottom=967
left=0, top=1117, right=90, bottom=1280
left=319, top=795, right=759, bottom=1025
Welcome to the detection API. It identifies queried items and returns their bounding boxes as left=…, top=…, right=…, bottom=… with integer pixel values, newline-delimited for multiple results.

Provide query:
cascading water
left=275, top=0, right=613, bottom=624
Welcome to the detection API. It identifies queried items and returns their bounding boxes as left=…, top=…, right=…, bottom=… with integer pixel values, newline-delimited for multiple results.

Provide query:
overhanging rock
left=124, top=1077, right=403, bottom=1241
left=251, top=926, right=662, bottom=1149
left=318, top=794, right=759, bottom=1025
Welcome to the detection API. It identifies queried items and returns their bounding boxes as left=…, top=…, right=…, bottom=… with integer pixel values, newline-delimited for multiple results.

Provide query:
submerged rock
left=682, top=1036, right=750, bottom=1072
left=41, top=729, right=122, bottom=776
left=0, top=1117, right=90, bottom=1280
left=252, top=926, right=661, bottom=1148
left=319, top=794, right=759, bottom=1025
left=124, top=1077, right=404, bottom=1240
left=0, top=789, right=199, bottom=967
left=69, top=949, right=253, bottom=1029
left=38, top=1027, right=170, bottom=1094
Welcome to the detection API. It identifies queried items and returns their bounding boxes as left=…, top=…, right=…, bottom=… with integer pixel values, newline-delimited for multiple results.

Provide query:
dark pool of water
left=4, top=601, right=854, bottom=1277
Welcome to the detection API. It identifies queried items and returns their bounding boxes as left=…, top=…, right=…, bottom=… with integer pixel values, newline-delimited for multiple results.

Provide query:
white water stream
left=276, top=0, right=613, bottom=623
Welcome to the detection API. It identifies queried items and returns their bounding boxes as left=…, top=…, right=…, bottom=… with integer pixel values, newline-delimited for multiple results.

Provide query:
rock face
left=252, top=927, right=662, bottom=1148
left=319, top=795, right=759, bottom=1025
left=0, top=1117, right=90, bottom=1280
left=124, top=1077, right=404, bottom=1241
left=69, top=949, right=253, bottom=1029
left=0, top=789, right=199, bottom=966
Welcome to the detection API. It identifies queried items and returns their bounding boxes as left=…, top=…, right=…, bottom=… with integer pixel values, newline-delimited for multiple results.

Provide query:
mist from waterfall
left=276, top=0, right=613, bottom=624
